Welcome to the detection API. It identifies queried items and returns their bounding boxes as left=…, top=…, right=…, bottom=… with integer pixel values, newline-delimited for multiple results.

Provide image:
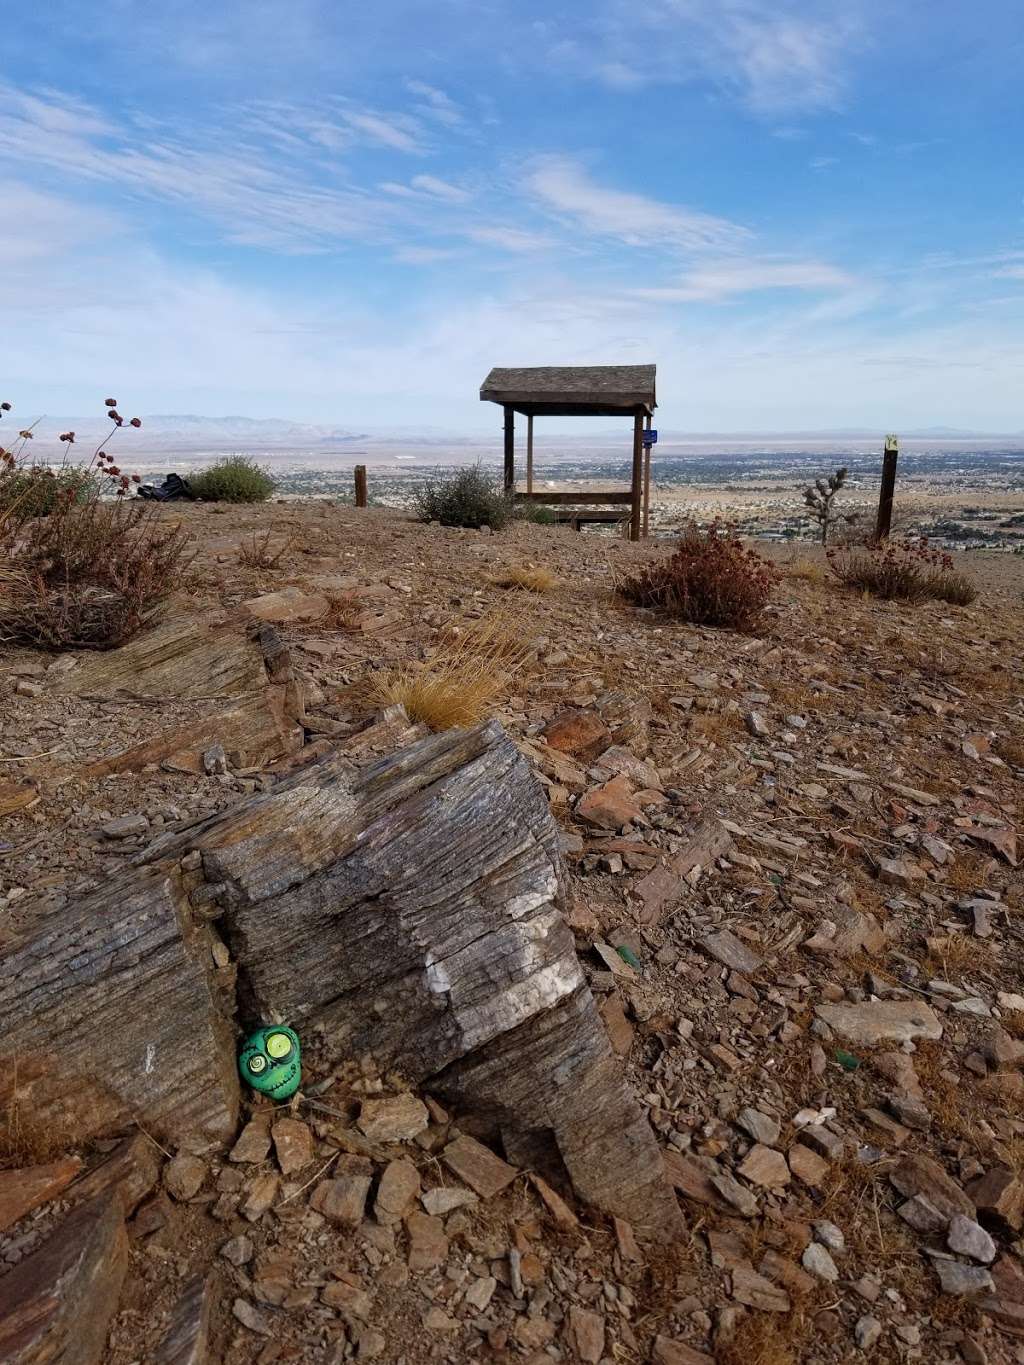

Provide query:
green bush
left=415, top=465, right=512, bottom=530
left=189, top=456, right=275, bottom=504
left=0, top=465, right=96, bottom=518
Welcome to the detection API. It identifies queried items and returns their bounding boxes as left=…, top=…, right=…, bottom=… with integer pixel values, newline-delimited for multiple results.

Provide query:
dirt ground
left=2, top=500, right=1023, bottom=1365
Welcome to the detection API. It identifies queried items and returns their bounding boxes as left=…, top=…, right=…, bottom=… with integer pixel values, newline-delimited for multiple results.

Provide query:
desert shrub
left=827, top=537, right=977, bottom=605
left=415, top=464, right=512, bottom=530
left=190, top=456, right=275, bottom=503
left=370, top=613, right=533, bottom=729
left=0, top=465, right=96, bottom=519
left=618, top=522, right=778, bottom=630
left=0, top=397, right=192, bottom=649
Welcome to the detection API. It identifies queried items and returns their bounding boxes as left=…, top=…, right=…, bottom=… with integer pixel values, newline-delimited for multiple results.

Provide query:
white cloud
left=406, top=81, right=464, bottom=128
left=633, top=258, right=858, bottom=301
left=526, top=156, right=751, bottom=252
left=464, top=225, right=554, bottom=252
left=995, top=265, right=1024, bottom=281
left=381, top=174, right=471, bottom=203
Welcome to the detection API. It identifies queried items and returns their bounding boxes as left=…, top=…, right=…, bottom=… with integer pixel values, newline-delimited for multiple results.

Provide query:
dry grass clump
left=827, top=537, right=977, bottom=605
left=913, top=1040, right=984, bottom=1142
left=715, top=1306, right=812, bottom=1365
left=489, top=565, right=558, bottom=593
left=995, top=733, right=1024, bottom=767
left=942, top=852, right=993, bottom=893
left=619, top=521, right=778, bottom=631
left=0, top=1080, right=70, bottom=1168
left=923, top=932, right=992, bottom=980
left=238, top=529, right=293, bottom=568
left=370, top=614, right=533, bottom=730
left=785, top=556, right=826, bottom=584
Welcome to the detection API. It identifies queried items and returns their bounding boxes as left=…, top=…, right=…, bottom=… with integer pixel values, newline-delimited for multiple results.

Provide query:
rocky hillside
left=1, top=500, right=1022, bottom=1365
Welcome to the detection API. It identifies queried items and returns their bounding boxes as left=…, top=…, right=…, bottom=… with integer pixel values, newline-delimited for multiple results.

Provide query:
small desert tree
left=803, top=466, right=855, bottom=545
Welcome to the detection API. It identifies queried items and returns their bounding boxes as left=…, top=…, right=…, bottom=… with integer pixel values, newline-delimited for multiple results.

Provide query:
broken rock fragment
left=814, top=1000, right=942, bottom=1045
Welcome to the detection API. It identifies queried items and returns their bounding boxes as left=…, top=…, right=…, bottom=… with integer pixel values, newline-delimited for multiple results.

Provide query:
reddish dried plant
left=619, top=521, right=779, bottom=630
left=827, top=536, right=977, bottom=606
left=0, top=396, right=192, bottom=649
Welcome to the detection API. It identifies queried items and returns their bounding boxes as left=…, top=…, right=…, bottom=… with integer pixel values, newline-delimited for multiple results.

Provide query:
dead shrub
left=618, top=522, right=778, bottom=630
left=489, top=565, right=558, bottom=593
left=370, top=614, right=533, bottom=730
left=0, top=397, right=191, bottom=649
left=238, top=529, right=294, bottom=569
left=827, top=537, right=977, bottom=605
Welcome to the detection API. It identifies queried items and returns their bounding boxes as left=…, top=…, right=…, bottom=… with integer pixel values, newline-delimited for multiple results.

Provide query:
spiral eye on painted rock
left=266, top=1032, right=292, bottom=1061
left=248, top=1054, right=268, bottom=1075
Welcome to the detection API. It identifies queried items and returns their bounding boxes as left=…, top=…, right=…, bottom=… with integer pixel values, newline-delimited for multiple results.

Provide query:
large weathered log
left=0, top=1194, right=128, bottom=1364
left=1, top=720, right=681, bottom=1238
left=181, top=719, right=679, bottom=1237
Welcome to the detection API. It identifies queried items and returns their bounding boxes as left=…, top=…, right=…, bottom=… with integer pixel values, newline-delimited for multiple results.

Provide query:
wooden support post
left=353, top=465, right=367, bottom=509
left=503, top=405, right=515, bottom=494
left=629, top=410, right=643, bottom=542
left=526, top=414, right=534, bottom=494
left=642, top=414, right=652, bottom=538
left=875, top=434, right=898, bottom=540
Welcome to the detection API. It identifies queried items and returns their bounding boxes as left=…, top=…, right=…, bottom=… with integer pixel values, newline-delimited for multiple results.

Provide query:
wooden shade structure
left=480, top=364, right=656, bottom=541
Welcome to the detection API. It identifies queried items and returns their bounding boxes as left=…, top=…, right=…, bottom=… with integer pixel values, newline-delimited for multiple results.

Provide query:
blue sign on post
left=642, top=428, right=658, bottom=446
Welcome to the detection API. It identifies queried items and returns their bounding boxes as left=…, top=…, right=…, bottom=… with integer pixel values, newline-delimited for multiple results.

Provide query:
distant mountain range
left=20, top=414, right=1024, bottom=456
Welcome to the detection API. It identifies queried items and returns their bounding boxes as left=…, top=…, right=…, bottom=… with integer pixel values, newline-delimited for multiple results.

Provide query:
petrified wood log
left=0, top=864, right=240, bottom=1145
left=0, top=1194, right=127, bottom=1364
left=1, top=720, right=681, bottom=1239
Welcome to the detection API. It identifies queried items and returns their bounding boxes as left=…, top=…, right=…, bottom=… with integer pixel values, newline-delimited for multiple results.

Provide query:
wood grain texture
left=0, top=866, right=239, bottom=1145
left=0, top=1195, right=128, bottom=1364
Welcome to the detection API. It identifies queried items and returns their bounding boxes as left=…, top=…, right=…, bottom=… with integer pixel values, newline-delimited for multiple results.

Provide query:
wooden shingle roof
left=480, top=364, right=656, bottom=416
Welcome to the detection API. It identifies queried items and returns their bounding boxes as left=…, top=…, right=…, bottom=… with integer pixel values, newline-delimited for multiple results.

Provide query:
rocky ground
left=1, top=499, right=1023, bottom=1364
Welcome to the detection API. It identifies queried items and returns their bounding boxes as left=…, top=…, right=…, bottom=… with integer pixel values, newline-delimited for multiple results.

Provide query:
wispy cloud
left=526, top=155, right=751, bottom=252
left=406, top=80, right=464, bottom=128
left=381, top=174, right=471, bottom=203
left=633, top=258, right=858, bottom=301
left=464, top=225, right=554, bottom=252
left=548, top=1, right=861, bottom=115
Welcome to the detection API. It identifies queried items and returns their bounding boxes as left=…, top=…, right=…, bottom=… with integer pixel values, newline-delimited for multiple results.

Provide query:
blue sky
left=2, top=0, right=1022, bottom=431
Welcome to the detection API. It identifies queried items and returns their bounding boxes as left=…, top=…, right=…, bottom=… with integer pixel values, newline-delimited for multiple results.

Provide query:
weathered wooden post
left=503, top=404, right=515, bottom=494
left=353, top=464, right=368, bottom=509
left=875, top=434, right=898, bottom=540
left=630, top=410, right=643, bottom=542
left=526, top=413, right=534, bottom=495
left=642, top=415, right=654, bottom=537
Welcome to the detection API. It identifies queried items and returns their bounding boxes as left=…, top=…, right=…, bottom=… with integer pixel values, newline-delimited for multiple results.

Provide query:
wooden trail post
left=630, top=411, right=644, bottom=542
left=503, top=405, right=515, bottom=493
left=642, top=414, right=652, bottom=537
left=353, top=465, right=368, bottom=509
left=875, top=434, right=898, bottom=540
left=526, top=414, right=534, bottom=494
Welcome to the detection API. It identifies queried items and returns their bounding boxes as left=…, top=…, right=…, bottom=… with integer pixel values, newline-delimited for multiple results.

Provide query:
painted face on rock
left=238, top=1025, right=301, bottom=1100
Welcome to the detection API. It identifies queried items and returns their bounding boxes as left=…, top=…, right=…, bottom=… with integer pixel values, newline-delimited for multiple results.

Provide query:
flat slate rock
left=814, top=1000, right=942, bottom=1045
left=441, top=1135, right=519, bottom=1199
left=698, top=929, right=763, bottom=976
